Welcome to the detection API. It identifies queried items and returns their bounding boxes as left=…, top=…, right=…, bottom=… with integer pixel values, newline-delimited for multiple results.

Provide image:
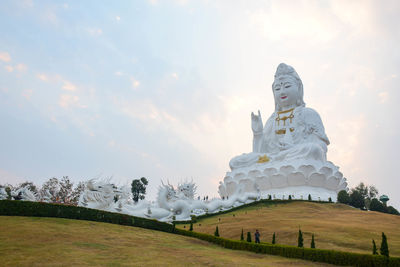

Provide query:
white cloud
left=378, top=91, right=388, bottom=104
left=148, top=0, right=158, bottom=6
left=0, top=52, right=11, bottom=62
left=0, top=168, right=24, bottom=185
left=108, top=140, right=116, bottom=147
left=4, top=66, right=13, bottom=72
left=115, top=16, right=121, bottom=21
left=114, top=71, right=123, bottom=76
left=328, top=115, right=367, bottom=177
left=20, top=0, right=33, bottom=8
left=131, top=77, right=140, bottom=88
left=59, top=94, right=86, bottom=108
left=36, top=73, right=49, bottom=81
left=247, top=3, right=339, bottom=43
left=87, top=28, right=103, bottom=36
left=22, top=89, right=33, bottom=100
left=171, top=72, right=179, bottom=79
left=62, top=80, right=77, bottom=91
left=15, top=63, right=27, bottom=72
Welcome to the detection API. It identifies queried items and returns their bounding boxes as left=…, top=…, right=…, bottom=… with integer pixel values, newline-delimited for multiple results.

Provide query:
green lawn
left=0, top=216, right=335, bottom=266
left=178, top=201, right=400, bottom=256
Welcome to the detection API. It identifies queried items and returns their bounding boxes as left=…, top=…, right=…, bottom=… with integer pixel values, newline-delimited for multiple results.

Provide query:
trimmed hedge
left=0, top=200, right=174, bottom=233
left=1, top=200, right=400, bottom=266
left=175, top=228, right=400, bottom=267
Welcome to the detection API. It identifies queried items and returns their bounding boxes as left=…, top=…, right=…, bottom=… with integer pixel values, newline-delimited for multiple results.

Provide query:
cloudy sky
left=1, top=0, right=399, bottom=208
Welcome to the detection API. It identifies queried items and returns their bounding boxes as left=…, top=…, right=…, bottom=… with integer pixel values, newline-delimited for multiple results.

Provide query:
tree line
left=337, top=182, right=399, bottom=215
left=0, top=176, right=85, bottom=205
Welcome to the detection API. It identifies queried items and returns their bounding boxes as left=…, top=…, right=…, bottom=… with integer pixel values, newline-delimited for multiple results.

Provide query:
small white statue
left=78, top=179, right=124, bottom=211
left=0, top=187, right=8, bottom=200
left=219, top=63, right=347, bottom=201
left=11, top=186, right=37, bottom=202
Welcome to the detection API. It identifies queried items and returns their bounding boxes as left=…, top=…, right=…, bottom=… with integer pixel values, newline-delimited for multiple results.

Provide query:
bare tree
left=71, top=181, right=85, bottom=205
left=58, top=176, right=74, bottom=203
left=40, top=177, right=60, bottom=202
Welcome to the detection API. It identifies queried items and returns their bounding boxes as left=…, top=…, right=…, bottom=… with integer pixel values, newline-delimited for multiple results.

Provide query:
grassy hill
left=177, top=201, right=400, bottom=257
left=0, top=216, right=335, bottom=266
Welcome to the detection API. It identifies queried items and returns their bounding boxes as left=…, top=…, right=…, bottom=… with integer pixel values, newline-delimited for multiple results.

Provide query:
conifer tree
left=372, top=239, right=378, bottom=255
left=311, top=234, right=315, bottom=248
left=272, top=232, right=276, bottom=244
left=298, top=229, right=304, bottom=247
left=380, top=232, right=389, bottom=257
left=214, top=226, right=219, bottom=237
left=189, top=222, right=193, bottom=231
left=240, top=228, right=244, bottom=241
left=328, top=197, right=332, bottom=203
left=289, top=195, right=292, bottom=200
left=247, top=231, right=252, bottom=242
left=308, top=194, right=312, bottom=201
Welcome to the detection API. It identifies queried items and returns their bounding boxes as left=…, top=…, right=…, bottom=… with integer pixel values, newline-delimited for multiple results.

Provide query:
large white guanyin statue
left=218, top=63, right=348, bottom=201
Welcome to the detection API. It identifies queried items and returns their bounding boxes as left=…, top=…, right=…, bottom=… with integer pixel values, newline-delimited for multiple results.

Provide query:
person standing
left=255, top=229, right=261, bottom=244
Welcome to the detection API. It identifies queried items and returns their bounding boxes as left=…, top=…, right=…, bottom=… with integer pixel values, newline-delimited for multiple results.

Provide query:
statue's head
left=272, top=63, right=305, bottom=111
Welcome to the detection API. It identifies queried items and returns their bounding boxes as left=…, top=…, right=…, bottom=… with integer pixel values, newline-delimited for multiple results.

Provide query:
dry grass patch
left=178, top=201, right=400, bottom=256
left=0, top=216, right=335, bottom=266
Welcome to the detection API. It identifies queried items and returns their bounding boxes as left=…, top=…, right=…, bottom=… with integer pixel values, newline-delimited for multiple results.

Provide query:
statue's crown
left=274, top=63, right=300, bottom=81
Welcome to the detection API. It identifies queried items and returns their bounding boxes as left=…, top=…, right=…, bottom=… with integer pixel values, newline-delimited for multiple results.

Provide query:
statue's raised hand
left=251, top=110, right=263, bottom=134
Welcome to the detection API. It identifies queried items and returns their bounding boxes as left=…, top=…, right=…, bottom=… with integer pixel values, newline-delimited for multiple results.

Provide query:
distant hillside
left=178, top=201, right=400, bottom=257
left=0, top=216, right=335, bottom=266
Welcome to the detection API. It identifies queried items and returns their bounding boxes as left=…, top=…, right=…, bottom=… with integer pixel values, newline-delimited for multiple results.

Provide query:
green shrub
left=372, top=239, right=378, bottom=255
left=311, top=234, right=315, bottom=249
left=246, top=231, right=252, bottom=242
left=298, top=229, right=303, bottom=248
left=214, top=226, right=219, bottom=237
left=380, top=232, right=389, bottom=257
left=272, top=232, right=276, bottom=244
left=174, top=227, right=399, bottom=267
left=386, top=206, right=400, bottom=215
left=370, top=198, right=385, bottom=212
left=0, top=200, right=174, bottom=233
left=337, top=190, right=350, bottom=204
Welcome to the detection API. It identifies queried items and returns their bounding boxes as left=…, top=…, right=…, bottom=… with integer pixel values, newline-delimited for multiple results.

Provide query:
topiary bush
left=372, top=239, right=378, bottom=255
left=380, top=232, right=389, bottom=257
left=214, top=226, right=219, bottom=237
left=298, top=229, right=303, bottom=248
left=311, top=234, right=315, bottom=249
left=247, top=231, right=252, bottom=242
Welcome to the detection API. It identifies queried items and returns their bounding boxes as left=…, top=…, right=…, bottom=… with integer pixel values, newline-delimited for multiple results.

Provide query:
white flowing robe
left=230, top=106, right=330, bottom=170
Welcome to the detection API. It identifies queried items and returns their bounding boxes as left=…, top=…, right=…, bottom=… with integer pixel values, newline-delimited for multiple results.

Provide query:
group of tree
left=0, top=176, right=85, bottom=205
left=1, top=176, right=150, bottom=205
left=337, top=182, right=399, bottom=215
left=372, top=232, right=389, bottom=257
left=237, top=229, right=316, bottom=248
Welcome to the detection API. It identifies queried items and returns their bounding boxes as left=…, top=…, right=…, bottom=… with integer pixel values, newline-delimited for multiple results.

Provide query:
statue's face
left=273, top=75, right=299, bottom=109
